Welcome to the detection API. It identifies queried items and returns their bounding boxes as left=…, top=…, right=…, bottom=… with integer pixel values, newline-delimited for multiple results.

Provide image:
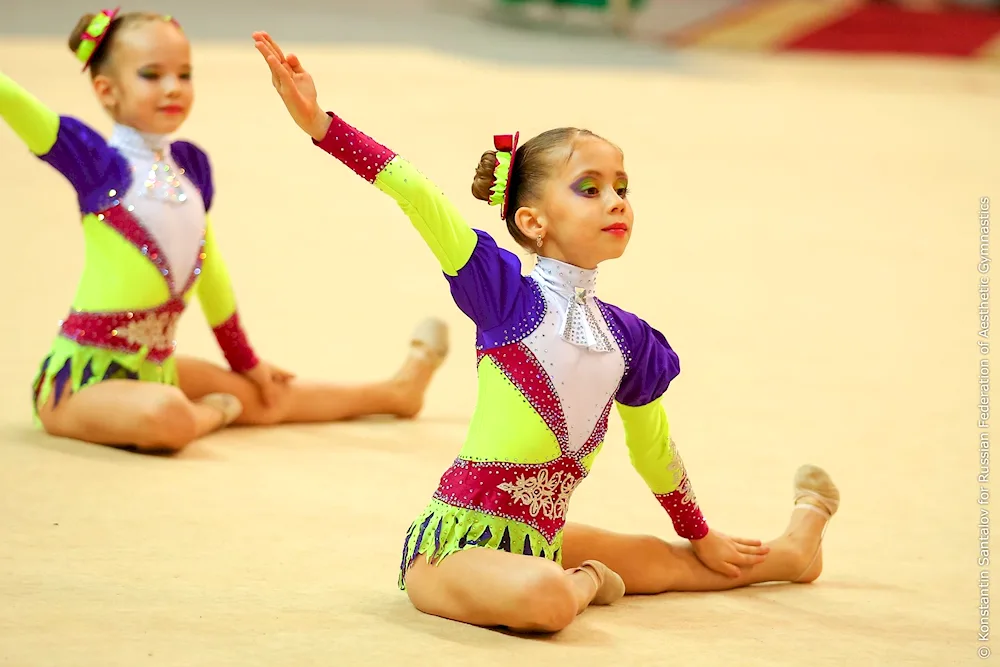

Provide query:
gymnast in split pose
left=0, top=9, right=449, bottom=453
left=254, top=31, right=841, bottom=633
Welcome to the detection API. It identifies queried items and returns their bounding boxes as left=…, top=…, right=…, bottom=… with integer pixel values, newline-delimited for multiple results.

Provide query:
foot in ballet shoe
left=409, top=317, right=449, bottom=369
left=392, top=318, right=449, bottom=418
left=198, top=393, right=243, bottom=428
left=580, top=560, right=626, bottom=605
left=793, top=464, right=840, bottom=519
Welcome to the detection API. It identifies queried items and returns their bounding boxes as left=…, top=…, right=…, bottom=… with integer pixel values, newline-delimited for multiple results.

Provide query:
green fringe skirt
left=398, top=497, right=565, bottom=589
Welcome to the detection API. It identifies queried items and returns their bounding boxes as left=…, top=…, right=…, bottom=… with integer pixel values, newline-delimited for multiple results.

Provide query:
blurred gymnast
left=0, top=9, right=450, bottom=454
left=254, top=30, right=841, bottom=634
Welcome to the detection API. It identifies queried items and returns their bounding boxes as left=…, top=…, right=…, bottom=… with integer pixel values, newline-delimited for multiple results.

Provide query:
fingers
left=251, top=31, right=284, bottom=60
left=286, top=53, right=305, bottom=74
left=732, top=537, right=763, bottom=547
left=738, top=553, right=768, bottom=567
left=273, top=367, right=295, bottom=383
left=254, top=38, right=277, bottom=63
left=267, top=54, right=296, bottom=91
left=262, top=32, right=287, bottom=62
left=735, top=542, right=770, bottom=556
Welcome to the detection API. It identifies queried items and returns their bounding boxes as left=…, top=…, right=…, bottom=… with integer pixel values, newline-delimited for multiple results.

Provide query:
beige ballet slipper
left=408, top=317, right=449, bottom=368
left=792, top=464, right=840, bottom=518
left=197, top=392, right=243, bottom=428
left=577, top=559, right=626, bottom=605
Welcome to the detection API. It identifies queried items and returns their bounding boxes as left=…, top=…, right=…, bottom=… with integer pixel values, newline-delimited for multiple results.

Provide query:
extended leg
left=37, top=379, right=242, bottom=453
left=403, top=547, right=625, bottom=634
left=176, top=318, right=449, bottom=425
left=561, top=465, right=838, bottom=594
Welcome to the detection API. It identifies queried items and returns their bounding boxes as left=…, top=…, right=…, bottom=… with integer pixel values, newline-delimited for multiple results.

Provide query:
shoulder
left=170, top=139, right=215, bottom=210
left=597, top=299, right=681, bottom=406
left=597, top=300, right=670, bottom=354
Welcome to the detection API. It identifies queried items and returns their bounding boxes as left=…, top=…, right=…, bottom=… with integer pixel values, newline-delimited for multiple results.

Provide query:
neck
left=536, top=250, right=599, bottom=271
left=109, top=123, right=171, bottom=156
left=532, top=255, right=600, bottom=296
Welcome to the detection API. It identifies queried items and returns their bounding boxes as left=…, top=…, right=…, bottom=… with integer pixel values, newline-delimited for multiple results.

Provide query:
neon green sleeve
left=0, top=71, right=59, bottom=155
left=196, top=215, right=259, bottom=372
left=616, top=400, right=711, bottom=540
left=373, top=156, right=480, bottom=276
left=312, top=112, right=479, bottom=276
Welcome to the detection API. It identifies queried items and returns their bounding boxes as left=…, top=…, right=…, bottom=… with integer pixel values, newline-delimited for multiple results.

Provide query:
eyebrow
left=137, top=62, right=192, bottom=69
left=573, top=169, right=628, bottom=180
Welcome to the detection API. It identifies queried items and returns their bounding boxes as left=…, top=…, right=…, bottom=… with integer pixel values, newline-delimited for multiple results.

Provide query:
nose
left=162, top=75, right=181, bottom=96
left=605, top=188, right=625, bottom=214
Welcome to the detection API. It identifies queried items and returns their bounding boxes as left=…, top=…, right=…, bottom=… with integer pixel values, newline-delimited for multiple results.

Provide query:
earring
left=536, top=236, right=543, bottom=249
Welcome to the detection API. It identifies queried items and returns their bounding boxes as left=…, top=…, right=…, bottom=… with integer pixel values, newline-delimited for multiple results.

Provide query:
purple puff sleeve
left=39, top=116, right=130, bottom=214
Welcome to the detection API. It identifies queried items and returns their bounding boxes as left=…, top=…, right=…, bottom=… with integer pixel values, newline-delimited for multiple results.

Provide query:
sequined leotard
left=310, top=110, right=710, bottom=587
left=0, top=73, right=258, bottom=418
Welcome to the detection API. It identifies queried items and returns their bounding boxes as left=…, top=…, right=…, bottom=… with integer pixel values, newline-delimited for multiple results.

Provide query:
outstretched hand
left=691, top=529, right=770, bottom=578
left=252, top=31, right=330, bottom=141
left=243, top=359, right=295, bottom=410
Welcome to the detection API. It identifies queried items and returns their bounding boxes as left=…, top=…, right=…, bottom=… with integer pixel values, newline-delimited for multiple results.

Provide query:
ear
left=92, top=73, right=118, bottom=112
left=513, top=205, right=546, bottom=245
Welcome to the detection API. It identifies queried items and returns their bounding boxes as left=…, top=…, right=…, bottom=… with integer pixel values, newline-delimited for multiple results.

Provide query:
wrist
left=309, top=110, right=332, bottom=142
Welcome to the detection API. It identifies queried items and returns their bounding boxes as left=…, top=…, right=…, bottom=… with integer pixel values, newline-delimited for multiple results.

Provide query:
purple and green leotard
left=310, top=111, right=712, bottom=588
left=0, top=72, right=258, bottom=420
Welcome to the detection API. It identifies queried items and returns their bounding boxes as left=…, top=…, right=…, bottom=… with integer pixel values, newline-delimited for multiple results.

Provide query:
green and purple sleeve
left=600, top=302, right=710, bottom=540
left=312, top=112, right=533, bottom=336
left=0, top=71, right=128, bottom=213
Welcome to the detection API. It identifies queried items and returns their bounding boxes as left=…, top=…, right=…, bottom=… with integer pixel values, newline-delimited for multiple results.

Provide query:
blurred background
left=1, top=1, right=998, bottom=665
left=4, top=0, right=1000, bottom=62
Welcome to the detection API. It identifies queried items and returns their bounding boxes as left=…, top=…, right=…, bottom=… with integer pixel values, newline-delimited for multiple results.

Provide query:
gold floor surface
left=1, top=36, right=998, bottom=666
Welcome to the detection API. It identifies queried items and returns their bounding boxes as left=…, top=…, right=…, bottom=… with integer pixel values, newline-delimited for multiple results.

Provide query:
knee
left=136, top=389, right=197, bottom=451
left=516, top=564, right=578, bottom=633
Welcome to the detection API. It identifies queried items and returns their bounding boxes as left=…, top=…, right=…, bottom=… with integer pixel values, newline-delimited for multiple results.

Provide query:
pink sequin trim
left=433, top=456, right=588, bottom=543
left=655, top=488, right=709, bottom=540
left=212, top=312, right=258, bottom=372
left=313, top=112, right=397, bottom=183
left=60, top=299, right=186, bottom=363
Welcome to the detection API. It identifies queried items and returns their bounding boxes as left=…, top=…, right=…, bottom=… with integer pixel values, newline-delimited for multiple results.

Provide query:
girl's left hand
left=691, top=530, right=770, bottom=578
left=252, top=30, right=330, bottom=141
left=243, top=360, right=295, bottom=408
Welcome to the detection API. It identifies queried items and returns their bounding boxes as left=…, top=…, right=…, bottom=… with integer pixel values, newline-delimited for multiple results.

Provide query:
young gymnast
left=0, top=9, right=450, bottom=454
left=253, top=31, right=841, bottom=634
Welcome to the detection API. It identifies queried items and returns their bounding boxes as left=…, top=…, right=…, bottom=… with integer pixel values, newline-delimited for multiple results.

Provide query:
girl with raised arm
left=254, top=31, right=840, bottom=633
left=0, top=9, right=449, bottom=454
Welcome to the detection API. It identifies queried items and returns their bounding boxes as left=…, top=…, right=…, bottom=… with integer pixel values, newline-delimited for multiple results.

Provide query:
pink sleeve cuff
left=655, top=487, right=710, bottom=540
left=313, top=111, right=396, bottom=184
left=212, top=312, right=259, bottom=373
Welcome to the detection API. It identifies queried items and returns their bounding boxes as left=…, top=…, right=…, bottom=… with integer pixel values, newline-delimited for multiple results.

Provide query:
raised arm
left=311, top=112, right=531, bottom=331
left=0, top=71, right=59, bottom=154
left=312, top=112, right=478, bottom=276
left=252, top=33, right=531, bottom=332
left=0, top=71, right=123, bottom=209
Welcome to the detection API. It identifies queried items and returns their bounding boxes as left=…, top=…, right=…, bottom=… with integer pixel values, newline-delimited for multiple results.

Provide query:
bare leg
left=176, top=317, right=449, bottom=425
left=561, top=465, right=838, bottom=594
left=403, top=548, right=625, bottom=634
left=37, top=379, right=241, bottom=453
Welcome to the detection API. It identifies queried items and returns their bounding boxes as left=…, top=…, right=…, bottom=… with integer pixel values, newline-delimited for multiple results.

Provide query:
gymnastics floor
left=0, top=29, right=997, bottom=666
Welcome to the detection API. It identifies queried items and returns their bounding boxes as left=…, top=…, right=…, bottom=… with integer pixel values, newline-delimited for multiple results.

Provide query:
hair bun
left=68, top=13, right=96, bottom=53
left=471, top=150, right=499, bottom=204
